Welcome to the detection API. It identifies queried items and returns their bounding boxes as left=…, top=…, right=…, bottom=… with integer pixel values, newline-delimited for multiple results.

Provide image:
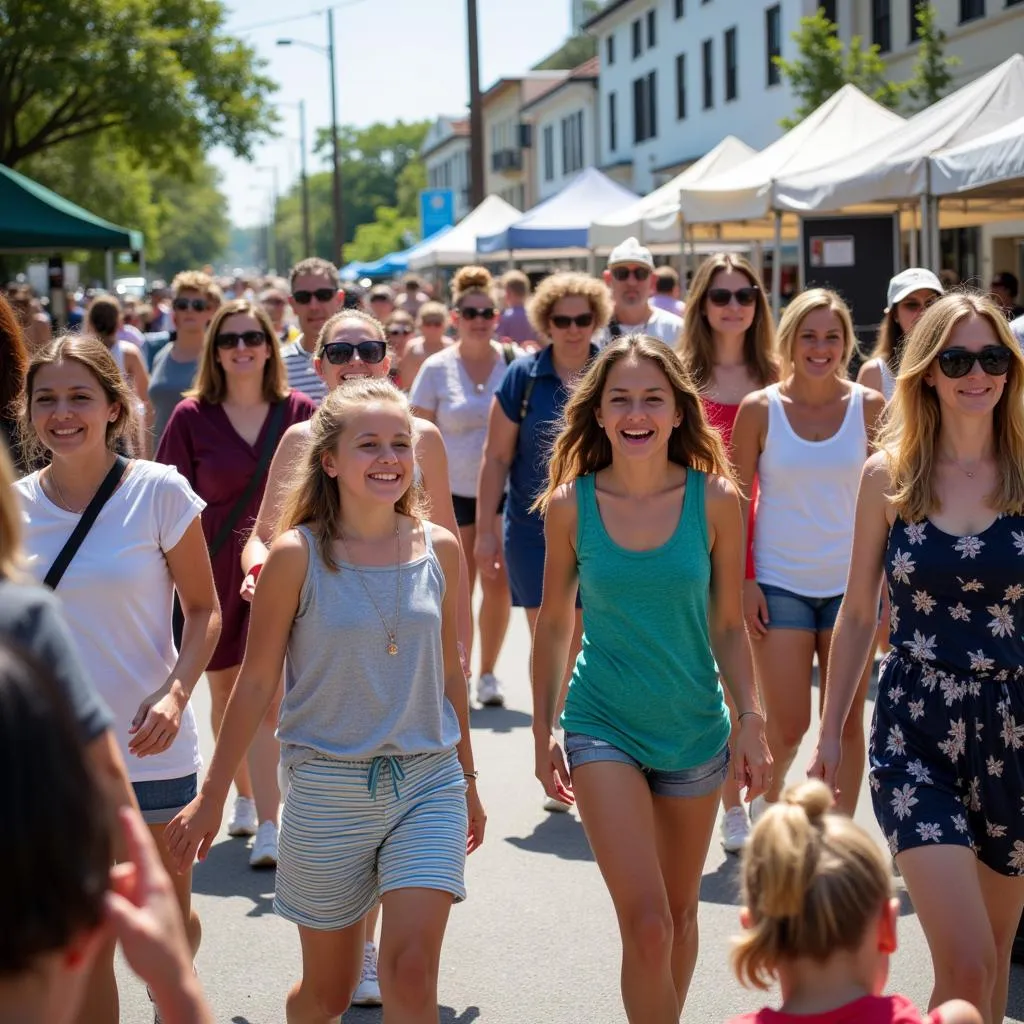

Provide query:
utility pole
left=298, top=99, right=311, bottom=256
left=466, top=0, right=485, bottom=207
left=327, top=7, right=345, bottom=263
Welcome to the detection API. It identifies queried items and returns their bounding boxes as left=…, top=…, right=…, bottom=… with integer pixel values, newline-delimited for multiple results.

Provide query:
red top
left=728, top=995, right=943, bottom=1024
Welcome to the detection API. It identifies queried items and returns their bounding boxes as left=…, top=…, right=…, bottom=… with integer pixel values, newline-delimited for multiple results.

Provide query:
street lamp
left=277, top=11, right=344, bottom=264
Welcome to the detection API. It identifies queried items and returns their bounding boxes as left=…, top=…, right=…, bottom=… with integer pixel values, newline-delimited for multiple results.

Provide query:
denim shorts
left=132, top=773, right=198, bottom=825
left=760, top=582, right=843, bottom=633
left=563, top=732, right=729, bottom=798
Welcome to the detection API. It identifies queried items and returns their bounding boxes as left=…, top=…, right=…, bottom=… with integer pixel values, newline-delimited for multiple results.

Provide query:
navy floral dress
left=870, top=513, right=1024, bottom=877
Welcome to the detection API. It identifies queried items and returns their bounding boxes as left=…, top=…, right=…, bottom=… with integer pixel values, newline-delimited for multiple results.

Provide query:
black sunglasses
left=215, top=330, right=267, bottom=350
left=610, top=266, right=651, bottom=282
left=173, top=297, right=208, bottom=312
left=292, top=288, right=336, bottom=305
left=898, top=295, right=939, bottom=313
left=937, top=345, right=1012, bottom=380
left=387, top=326, right=413, bottom=336
left=707, top=287, right=759, bottom=308
left=550, top=313, right=595, bottom=329
left=459, top=306, right=496, bottom=321
left=322, top=340, right=388, bottom=365
left=420, top=319, right=445, bottom=328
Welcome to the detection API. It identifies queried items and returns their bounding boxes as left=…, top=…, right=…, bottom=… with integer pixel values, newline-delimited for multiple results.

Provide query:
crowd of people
left=1, top=236, right=1023, bottom=1024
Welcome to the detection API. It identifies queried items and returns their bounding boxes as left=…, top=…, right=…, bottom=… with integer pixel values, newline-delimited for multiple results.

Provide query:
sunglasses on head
left=459, top=306, right=496, bottom=321
left=610, top=266, right=651, bottom=282
left=937, top=345, right=1012, bottom=380
left=292, top=288, right=336, bottom=305
left=173, top=297, right=208, bottom=312
left=215, top=330, right=267, bottom=350
left=550, top=312, right=595, bottom=329
left=388, top=325, right=413, bottom=336
left=707, top=286, right=759, bottom=308
left=322, top=339, right=388, bottom=365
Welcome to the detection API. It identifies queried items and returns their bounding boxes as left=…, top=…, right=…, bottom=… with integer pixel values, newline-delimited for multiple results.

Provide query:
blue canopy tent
left=345, top=226, right=455, bottom=281
left=476, top=168, right=638, bottom=256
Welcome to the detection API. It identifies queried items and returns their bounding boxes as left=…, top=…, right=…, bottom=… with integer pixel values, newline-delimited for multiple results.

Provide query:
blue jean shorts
left=563, top=732, right=729, bottom=798
left=760, top=582, right=843, bottom=633
left=132, top=773, right=198, bottom=825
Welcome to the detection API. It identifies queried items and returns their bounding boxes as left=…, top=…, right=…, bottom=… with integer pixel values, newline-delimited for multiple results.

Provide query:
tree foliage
left=343, top=206, right=419, bottom=265
left=0, top=0, right=278, bottom=171
left=905, top=3, right=960, bottom=112
left=533, top=34, right=597, bottom=72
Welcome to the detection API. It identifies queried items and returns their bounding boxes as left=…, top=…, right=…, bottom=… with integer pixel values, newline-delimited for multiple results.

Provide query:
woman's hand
left=128, top=683, right=186, bottom=758
left=743, top=580, right=770, bottom=640
left=466, top=781, right=487, bottom=854
left=534, top=733, right=574, bottom=806
left=474, top=531, right=503, bottom=581
left=734, top=715, right=772, bottom=802
left=807, top=731, right=843, bottom=796
left=164, top=793, right=223, bottom=873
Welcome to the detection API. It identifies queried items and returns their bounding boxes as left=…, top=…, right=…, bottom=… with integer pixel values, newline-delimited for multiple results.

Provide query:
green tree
left=905, top=3, right=960, bottom=112
left=149, top=162, right=230, bottom=279
left=533, top=34, right=597, bottom=71
left=343, top=206, right=418, bottom=265
left=0, top=0, right=277, bottom=171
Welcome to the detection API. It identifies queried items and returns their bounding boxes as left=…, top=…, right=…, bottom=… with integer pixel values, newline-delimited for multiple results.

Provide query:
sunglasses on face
left=459, top=306, right=496, bottom=321
left=322, top=340, right=388, bottom=365
left=550, top=312, right=595, bottom=329
left=215, top=330, right=267, bottom=350
left=292, top=288, right=336, bottom=305
left=707, top=287, right=759, bottom=308
left=899, top=296, right=938, bottom=314
left=610, top=266, right=651, bottom=282
left=420, top=319, right=445, bottom=328
left=263, top=297, right=286, bottom=306
left=173, top=297, right=208, bottom=312
left=388, top=326, right=413, bottom=336
left=936, top=345, right=1012, bottom=379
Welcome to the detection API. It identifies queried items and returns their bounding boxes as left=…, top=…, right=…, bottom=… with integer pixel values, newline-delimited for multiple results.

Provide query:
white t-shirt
left=409, top=344, right=510, bottom=498
left=15, top=460, right=206, bottom=782
left=594, top=305, right=684, bottom=348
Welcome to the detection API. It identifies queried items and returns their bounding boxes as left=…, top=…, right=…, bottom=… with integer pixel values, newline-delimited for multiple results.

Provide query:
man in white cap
left=594, top=236, right=683, bottom=347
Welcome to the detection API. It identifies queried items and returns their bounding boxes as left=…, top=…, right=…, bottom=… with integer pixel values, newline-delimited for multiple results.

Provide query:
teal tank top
left=560, top=468, right=730, bottom=772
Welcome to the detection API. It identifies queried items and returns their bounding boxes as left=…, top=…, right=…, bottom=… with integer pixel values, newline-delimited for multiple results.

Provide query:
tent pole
left=919, top=194, right=931, bottom=269
left=104, top=250, right=115, bottom=290
left=753, top=240, right=764, bottom=282
left=908, top=204, right=918, bottom=267
left=930, top=197, right=941, bottom=274
left=587, top=248, right=597, bottom=277
left=687, top=225, right=697, bottom=287
left=771, top=211, right=783, bottom=323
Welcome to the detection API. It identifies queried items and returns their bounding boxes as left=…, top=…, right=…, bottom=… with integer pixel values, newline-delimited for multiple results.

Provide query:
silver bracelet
left=463, top=770, right=480, bottom=780
left=739, top=710, right=764, bottom=722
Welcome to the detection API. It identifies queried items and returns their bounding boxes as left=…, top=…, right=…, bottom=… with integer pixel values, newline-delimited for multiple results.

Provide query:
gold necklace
left=339, top=520, right=401, bottom=656
left=46, top=466, right=84, bottom=513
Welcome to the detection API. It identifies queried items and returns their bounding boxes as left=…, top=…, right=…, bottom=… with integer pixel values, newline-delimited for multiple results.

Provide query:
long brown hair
left=0, top=293, right=28, bottom=423
left=533, top=334, right=733, bottom=515
left=188, top=300, right=288, bottom=405
left=277, top=378, right=426, bottom=571
left=882, top=292, right=1024, bottom=523
left=0, top=439, right=23, bottom=579
left=677, top=254, right=778, bottom=390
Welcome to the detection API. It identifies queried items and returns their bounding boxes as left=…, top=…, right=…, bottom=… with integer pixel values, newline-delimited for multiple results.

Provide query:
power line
left=231, top=0, right=372, bottom=36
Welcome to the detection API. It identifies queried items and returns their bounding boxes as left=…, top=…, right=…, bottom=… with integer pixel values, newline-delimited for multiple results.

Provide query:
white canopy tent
left=588, top=135, right=756, bottom=250
left=407, top=195, right=521, bottom=271
left=930, top=112, right=1024, bottom=200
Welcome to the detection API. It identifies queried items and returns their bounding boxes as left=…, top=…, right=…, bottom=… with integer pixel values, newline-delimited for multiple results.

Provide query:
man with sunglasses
left=281, top=257, right=344, bottom=405
left=594, top=236, right=683, bottom=348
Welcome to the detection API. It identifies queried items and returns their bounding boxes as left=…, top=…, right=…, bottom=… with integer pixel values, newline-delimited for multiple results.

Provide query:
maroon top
left=156, top=392, right=316, bottom=670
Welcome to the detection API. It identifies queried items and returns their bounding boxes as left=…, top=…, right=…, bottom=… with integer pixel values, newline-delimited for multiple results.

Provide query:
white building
left=421, top=116, right=472, bottom=223
left=521, top=58, right=601, bottom=203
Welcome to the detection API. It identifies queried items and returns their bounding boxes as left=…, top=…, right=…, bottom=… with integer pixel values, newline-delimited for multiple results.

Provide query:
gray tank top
left=279, top=522, right=461, bottom=769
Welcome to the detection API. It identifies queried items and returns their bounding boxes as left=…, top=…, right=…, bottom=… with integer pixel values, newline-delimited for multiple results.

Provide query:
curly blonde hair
left=527, top=272, right=613, bottom=341
left=450, top=265, right=494, bottom=308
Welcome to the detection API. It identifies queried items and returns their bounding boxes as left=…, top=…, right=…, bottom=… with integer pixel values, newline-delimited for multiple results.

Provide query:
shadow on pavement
left=469, top=706, right=533, bottom=733
left=344, top=1005, right=480, bottom=1023
left=505, top=811, right=594, bottom=861
left=191, top=837, right=277, bottom=916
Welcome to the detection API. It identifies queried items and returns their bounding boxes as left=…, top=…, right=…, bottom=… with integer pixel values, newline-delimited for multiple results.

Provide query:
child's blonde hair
left=733, top=781, right=891, bottom=990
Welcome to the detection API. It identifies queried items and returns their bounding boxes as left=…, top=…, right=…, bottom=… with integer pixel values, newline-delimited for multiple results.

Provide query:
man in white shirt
left=594, top=236, right=683, bottom=348
left=282, top=257, right=344, bottom=405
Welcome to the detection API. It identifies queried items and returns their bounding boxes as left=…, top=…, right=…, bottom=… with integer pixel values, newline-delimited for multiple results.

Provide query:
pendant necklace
left=339, top=520, right=401, bottom=656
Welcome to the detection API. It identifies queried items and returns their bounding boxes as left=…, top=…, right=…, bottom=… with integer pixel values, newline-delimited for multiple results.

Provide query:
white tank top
left=878, top=359, right=896, bottom=402
left=754, top=383, right=869, bottom=597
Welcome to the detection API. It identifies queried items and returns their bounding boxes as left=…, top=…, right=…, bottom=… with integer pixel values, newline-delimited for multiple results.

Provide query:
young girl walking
left=167, top=378, right=485, bottom=1024
left=726, top=780, right=981, bottom=1024
left=532, top=334, right=771, bottom=1024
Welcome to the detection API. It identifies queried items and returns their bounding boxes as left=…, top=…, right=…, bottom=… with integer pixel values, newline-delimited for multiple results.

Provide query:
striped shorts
left=274, top=747, right=468, bottom=931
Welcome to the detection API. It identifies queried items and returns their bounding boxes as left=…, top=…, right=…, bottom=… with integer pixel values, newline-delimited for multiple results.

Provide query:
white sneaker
left=543, top=795, right=572, bottom=814
left=475, top=672, right=505, bottom=707
left=249, top=820, right=278, bottom=868
left=227, top=795, right=258, bottom=837
left=720, top=806, right=751, bottom=854
left=749, top=794, right=770, bottom=825
left=351, top=941, right=382, bottom=1006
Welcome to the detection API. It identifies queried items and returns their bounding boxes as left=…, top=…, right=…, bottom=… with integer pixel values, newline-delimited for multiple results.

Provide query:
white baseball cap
left=887, top=268, right=943, bottom=308
left=608, top=236, right=655, bottom=269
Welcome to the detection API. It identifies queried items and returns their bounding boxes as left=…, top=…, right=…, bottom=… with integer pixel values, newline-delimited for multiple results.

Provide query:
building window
left=646, top=9, right=656, bottom=48
left=908, top=0, right=927, bottom=40
left=959, top=0, right=984, bottom=19
left=675, top=53, right=687, bottom=119
left=606, top=33, right=615, bottom=65
left=561, top=111, right=584, bottom=175
left=766, top=5, right=781, bottom=85
left=702, top=38, right=714, bottom=109
left=632, top=71, right=657, bottom=143
left=608, top=91, right=618, bottom=152
left=675, top=0, right=684, bottom=17
left=820, top=0, right=837, bottom=25
left=632, top=18, right=642, bottom=58
left=724, top=27, right=738, bottom=101
left=872, top=0, right=891, bottom=52
left=543, top=125, right=555, bottom=182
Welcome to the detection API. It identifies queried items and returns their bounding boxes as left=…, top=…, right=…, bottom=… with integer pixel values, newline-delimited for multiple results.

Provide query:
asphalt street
left=116, top=610, right=1024, bottom=1023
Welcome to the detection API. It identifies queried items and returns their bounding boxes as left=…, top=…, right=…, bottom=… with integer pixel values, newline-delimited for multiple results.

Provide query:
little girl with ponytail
left=727, top=781, right=981, bottom=1024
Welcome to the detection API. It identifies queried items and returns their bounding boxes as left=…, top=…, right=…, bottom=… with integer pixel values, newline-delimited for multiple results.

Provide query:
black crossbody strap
left=207, top=400, right=289, bottom=559
left=43, top=455, right=129, bottom=590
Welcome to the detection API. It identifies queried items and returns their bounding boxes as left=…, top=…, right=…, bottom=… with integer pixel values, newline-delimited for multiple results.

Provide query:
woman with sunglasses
left=677, top=253, right=778, bottom=855
left=398, top=300, right=453, bottom=390
left=410, top=265, right=519, bottom=709
left=859, top=269, right=944, bottom=402
left=732, top=289, right=885, bottom=819
left=809, top=293, right=1024, bottom=1024
left=157, top=300, right=315, bottom=867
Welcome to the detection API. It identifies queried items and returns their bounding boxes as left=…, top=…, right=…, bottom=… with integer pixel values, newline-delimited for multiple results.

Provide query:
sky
left=214, top=0, right=574, bottom=228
